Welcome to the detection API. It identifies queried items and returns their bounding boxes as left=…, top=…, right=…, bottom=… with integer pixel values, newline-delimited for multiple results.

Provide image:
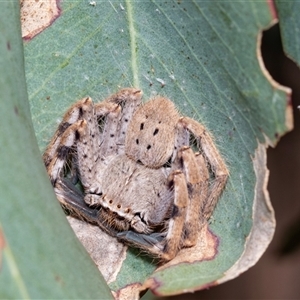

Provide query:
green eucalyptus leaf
left=23, top=0, right=292, bottom=297
left=276, top=0, right=300, bottom=66
left=0, top=2, right=112, bottom=298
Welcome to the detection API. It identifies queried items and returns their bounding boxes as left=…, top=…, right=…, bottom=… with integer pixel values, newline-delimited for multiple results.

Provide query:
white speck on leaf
left=156, top=78, right=166, bottom=87
left=143, top=74, right=153, bottom=85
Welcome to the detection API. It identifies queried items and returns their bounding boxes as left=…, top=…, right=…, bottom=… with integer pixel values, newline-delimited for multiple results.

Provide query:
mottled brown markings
left=58, top=122, right=70, bottom=134
left=57, top=145, right=70, bottom=160
left=171, top=205, right=180, bottom=218
left=75, top=130, right=80, bottom=140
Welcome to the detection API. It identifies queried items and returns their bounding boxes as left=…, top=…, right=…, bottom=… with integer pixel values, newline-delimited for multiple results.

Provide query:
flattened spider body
left=44, top=88, right=228, bottom=261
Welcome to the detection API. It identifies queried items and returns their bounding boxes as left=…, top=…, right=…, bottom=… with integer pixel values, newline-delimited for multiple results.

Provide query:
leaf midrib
left=125, top=0, right=139, bottom=88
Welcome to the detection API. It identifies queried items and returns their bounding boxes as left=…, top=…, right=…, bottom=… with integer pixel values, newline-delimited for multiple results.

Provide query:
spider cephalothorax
left=44, top=88, right=228, bottom=261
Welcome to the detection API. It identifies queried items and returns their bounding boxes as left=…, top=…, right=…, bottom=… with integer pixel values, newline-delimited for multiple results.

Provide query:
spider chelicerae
left=43, top=88, right=228, bottom=261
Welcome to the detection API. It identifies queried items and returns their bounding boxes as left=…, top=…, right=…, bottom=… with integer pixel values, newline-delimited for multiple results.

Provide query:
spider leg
left=178, top=147, right=209, bottom=247
left=44, top=97, right=119, bottom=207
left=117, top=231, right=165, bottom=248
left=96, top=104, right=121, bottom=157
left=43, top=97, right=91, bottom=168
left=44, top=91, right=142, bottom=202
left=47, top=120, right=85, bottom=185
left=73, top=98, right=121, bottom=188
left=55, top=178, right=118, bottom=237
left=171, top=121, right=190, bottom=170
left=44, top=97, right=118, bottom=182
left=89, top=100, right=120, bottom=161
left=179, top=117, right=229, bottom=220
left=47, top=113, right=117, bottom=236
left=154, top=170, right=189, bottom=260
left=103, top=88, right=142, bottom=154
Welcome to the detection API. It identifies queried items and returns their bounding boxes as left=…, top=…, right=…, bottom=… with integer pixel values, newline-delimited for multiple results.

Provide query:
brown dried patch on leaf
left=112, top=283, right=142, bottom=300
left=266, top=0, right=278, bottom=20
left=217, top=144, right=275, bottom=284
left=67, top=217, right=127, bottom=283
left=0, top=228, right=5, bottom=268
left=20, top=0, right=60, bottom=40
left=140, top=226, right=218, bottom=296
left=156, top=223, right=217, bottom=272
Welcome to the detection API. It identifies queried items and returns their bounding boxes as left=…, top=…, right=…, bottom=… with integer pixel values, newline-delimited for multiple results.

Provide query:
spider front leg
left=43, top=97, right=89, bottom=169
left=179, top=117, right=229, bottom=220
left=43, top=97, right=117, bottom=167
left=44, top=98, right=122, bottom=237
left=44, top=97, right=118, bottom=184
left=105, top=88, right=143, bottom=151
left=46, top=120, right=86, bottom=185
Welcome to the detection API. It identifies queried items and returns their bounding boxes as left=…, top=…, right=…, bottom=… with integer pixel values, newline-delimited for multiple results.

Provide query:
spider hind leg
left=179, top=146, right=209, bottom=247
left=179, top=117, right=229, bottom=220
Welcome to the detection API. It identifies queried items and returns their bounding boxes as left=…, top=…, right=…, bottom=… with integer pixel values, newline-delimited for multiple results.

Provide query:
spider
left=43, top=88, right=228, bottom=261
